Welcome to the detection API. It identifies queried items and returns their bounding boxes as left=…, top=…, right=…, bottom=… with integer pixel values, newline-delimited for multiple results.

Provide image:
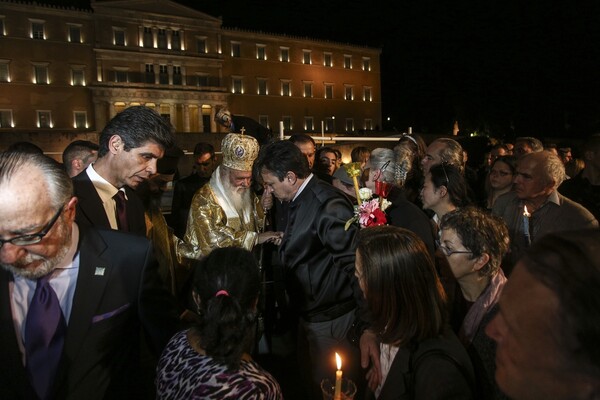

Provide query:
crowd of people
left=0, top=105, right=599, bottom=400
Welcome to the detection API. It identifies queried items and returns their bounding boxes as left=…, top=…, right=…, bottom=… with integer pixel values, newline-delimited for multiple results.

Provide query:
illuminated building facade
left=0, top=0, right=381, bottom=150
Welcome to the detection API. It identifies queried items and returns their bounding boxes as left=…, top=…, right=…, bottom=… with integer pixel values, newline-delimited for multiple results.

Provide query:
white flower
left=381, top=198, right=392, bottom=212
left=359, top=187, right=373, bottom=201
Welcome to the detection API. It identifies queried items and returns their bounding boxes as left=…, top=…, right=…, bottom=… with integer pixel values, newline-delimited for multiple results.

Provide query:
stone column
left=183, top=104, right=190, bottom=132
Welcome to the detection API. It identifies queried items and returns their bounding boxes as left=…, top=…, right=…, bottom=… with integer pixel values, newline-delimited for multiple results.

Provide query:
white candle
left=279, top=121, right=284, bottom=141
left=334, top=352, right=343, bottom=400
left=523, top=205, right=531, bottom=246
left=408, top=126, right=412, bottom=134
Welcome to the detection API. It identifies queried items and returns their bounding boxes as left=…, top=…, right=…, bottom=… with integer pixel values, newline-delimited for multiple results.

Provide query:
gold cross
left=240, top=127, right=246, bottom=135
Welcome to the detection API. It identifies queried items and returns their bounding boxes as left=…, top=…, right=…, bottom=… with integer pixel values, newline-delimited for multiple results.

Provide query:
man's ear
left=108, top=135, right=123, bottom=154
left=286, top=171, right=298, bottom=183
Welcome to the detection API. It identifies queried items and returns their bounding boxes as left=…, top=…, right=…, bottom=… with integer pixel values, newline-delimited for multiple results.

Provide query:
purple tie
left=113, top=190, right=129, bottom=232
left=24, top=275, right=67, bottom=400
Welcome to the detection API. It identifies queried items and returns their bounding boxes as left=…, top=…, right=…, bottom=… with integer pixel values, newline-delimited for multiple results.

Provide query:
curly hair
left=440, top=207, right=510, bottom=277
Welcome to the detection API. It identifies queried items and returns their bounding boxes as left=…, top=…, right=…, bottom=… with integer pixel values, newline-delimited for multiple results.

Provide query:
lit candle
left=523, top=205, right=531, bottom=246
left=279, top=121, right=284, bottom=141
left=334, top=352, right=343, bottom=400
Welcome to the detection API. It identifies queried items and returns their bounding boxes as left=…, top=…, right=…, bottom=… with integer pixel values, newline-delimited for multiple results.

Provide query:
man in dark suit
left=255, top=141, right=381, bottom=398
left=72, top=106, right=175, bottom=236
left=0, top=151, right=179, bottom=399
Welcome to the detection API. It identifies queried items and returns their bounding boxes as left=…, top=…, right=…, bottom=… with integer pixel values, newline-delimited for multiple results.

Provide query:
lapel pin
left=94, top=267, right=106, bottom=276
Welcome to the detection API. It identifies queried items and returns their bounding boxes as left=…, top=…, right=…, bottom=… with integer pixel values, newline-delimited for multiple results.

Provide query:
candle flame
left=523, top=205, right=531, bottom=217
left=335, top=352, right=342, bottom=370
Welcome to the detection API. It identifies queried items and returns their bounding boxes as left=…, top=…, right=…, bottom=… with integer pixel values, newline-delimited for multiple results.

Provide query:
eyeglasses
left=436, top=240, right=473, bottom=257
left=0, top=207, right=64, bottom=248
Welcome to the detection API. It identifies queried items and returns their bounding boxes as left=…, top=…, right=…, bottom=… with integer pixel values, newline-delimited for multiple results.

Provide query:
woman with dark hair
left=439, top=207, right=510, bottom=399
left=420, top=163, right=471, bottom=228
left=485, top=156, right=516, bottom=210
left=356, top=226, right=474, bottom=399
left=156, top=247, right=282, bottom=399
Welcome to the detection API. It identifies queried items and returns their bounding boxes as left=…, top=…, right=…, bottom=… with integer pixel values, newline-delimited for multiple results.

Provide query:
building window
left=0, top=62, right=9, bottom=82
left=33, top=65, right=48, bottom=84
left=362, top=57, right=371, bottom=71
left=157, top=29, right=167, bottom=49
left=113, top=28, right=126, bottom=46
left=345, top=118, right=354, bottom=132
left=281, top=80, right=291, bottom=96
left=173, top=66, right=182, bottom=85
left=345, top=85, right=353, bottom=100
left=303, top=82, right=313, bottom=98
left=283, top=116, right=292, bottom=130
left=143, top=27, right=153, bottom=47
left=325, top=117, right=335, bottom=132
left=232, top=77, right=243, bottom=94
left=71, top=68, right=85, bottom=86
left=256, top=44, right=266, bottom=60
left=171, top=30, right=181, bottom=50
left=365, top=119, right=373, bottom=131
left=364, top=87, right=372, bottom=102
left=145, top=64, right=155, bottom=83
left=197, top=37, right=206, bottom=53
left=159, top=64, right=168, bottom=84
left=280, top=47, right=289, bottom=62
left=257, top=78, right=268, bottom=95
left=324, top=84, right=333, bottom=99
left=231, top=42, right=241, bottom=57
left=344, top=55, right=352, bottom=69
left=0, top=110, right=13, bottom=128
left=31, top=21, right=45, bottom=40
left=304, top=117, right=314, bottom=132
left=114, top=69, right=128, bottom=82
left=324, top=52, right=332, bottom=67
left=37, top=110, right=52, bottom=128
left=74, top=111, right=87, bottom=128
left=68, top=25, right=81, bottom=43
left=303, top=50, right=311, bottom=65
left=259, top=115, right=269, bottom=128
left=196, top=74, right=208, bottom=87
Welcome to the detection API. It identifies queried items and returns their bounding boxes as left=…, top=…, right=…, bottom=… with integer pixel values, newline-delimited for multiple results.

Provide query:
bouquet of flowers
left=344, top=163, right=392, bottom=230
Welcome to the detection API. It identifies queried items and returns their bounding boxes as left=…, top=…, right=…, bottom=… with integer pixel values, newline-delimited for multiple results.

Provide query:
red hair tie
left=215, top=290, right=229, bottom=297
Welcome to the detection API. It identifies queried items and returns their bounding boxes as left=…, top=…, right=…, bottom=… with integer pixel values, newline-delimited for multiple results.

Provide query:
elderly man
left=73, top=106, right=174, bottom=236
left=492, top=151, right=597, bottom=273
left=179, top=133, right=281, bottom=260
left=256, top=141, right=380, bottom=399
left=421, top=137, right=465, bottom=174
left=0, top=151, right=179, bottom=399
left=486, top=229, right=600, bottom=400
left=62, top=140, right=99, bottom=178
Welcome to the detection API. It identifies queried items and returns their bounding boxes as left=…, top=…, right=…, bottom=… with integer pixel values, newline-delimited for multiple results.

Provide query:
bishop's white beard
left=222, top=174, right=253, bottom=217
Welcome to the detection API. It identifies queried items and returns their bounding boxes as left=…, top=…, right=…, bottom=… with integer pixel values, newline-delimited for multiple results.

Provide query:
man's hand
left=257, top=231, right=283, bottom=245
left=261, top=190, right=273, bottom=211
left=360, top=329, right=381, bottom=391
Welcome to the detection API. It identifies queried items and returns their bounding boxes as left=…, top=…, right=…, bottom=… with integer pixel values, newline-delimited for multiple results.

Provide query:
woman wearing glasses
left=485, top=156, right=516, bottom=210
left=439, top=207, right=510, bottom=400
left=356, top=226, right=475, bottom=399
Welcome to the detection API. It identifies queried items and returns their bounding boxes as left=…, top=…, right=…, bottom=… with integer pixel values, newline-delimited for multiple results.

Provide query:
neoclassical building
left=0, top=0, right=381, bottom=150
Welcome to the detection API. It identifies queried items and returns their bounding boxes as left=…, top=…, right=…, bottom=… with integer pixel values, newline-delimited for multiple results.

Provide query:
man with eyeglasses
left=492, top=151, right=597, bottom=274
left=171, top=142, right=216, bottom=238
left=0, top=151, right=180, bottom=399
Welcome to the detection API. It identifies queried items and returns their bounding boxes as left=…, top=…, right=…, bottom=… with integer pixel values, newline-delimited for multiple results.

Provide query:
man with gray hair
left=421, top=137, right=465, bottom=174
left=492, top=151, right=597, bottom=273
left=0, top=151, right=179, bottom=399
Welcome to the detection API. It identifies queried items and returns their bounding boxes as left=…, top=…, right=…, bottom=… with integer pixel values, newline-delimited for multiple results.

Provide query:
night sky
left=54, top=0, right=600, bottom=140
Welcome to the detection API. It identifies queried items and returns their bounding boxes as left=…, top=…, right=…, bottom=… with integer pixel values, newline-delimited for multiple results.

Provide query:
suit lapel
left=63, top=229, right=112, bottom=360
left=74, top=173, right=111, bottom=229
left=378, top=346, right=410, bottom=399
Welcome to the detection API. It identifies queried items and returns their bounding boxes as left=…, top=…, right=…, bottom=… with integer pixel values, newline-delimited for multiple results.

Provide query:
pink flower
left=358, top=199, right=388, bottom=228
